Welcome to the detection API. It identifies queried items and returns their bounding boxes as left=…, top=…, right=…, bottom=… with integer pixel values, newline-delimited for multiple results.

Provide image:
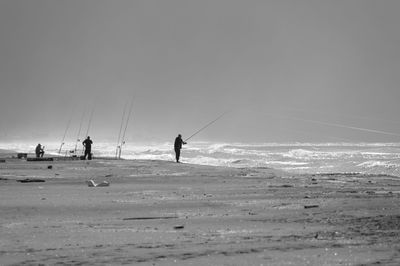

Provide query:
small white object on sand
left=86, top=180, right=110, bottom=187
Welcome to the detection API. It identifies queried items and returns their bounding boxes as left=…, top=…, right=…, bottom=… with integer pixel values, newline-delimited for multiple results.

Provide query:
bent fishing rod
left=85, top=105, right=95, bottom=138
left=58, top=112, right=73, bottom=154
left=74, top=108, right=86, bottom=154
left=116, top=102, right=128, bottom=158
left=184, top=111, right=229, bottom=142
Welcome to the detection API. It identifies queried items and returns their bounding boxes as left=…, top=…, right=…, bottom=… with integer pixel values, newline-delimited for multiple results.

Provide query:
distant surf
left=1, top=141, right=400, bottom=177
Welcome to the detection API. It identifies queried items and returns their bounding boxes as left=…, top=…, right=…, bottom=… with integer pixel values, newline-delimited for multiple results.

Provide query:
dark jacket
left=174, top=136, right=186, bottom=150
left=83, top=138, right=93, bottom=150
left=35, top=144, right=42, bottom=154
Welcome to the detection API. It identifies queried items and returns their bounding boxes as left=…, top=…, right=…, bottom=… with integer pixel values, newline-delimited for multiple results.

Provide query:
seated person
left=35, top=143, right=45, bottom=158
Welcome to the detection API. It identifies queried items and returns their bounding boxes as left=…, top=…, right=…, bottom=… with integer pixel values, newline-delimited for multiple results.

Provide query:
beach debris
left=27, top=157, right=54, bottom=162
left=17, top=153, right=28, bottom=159
left=47, top=165, right=53, bottom=169
left=123, top=216, right=178, bottom=221
left=0, top=177, right=8, bottom=180
left=304, top=205, right=319, bottom=209
left=0, top=159, right=5, bottom=163
left=269, top=184, right=294, bottom=188
left=86, top=180, right=110, bottom=187
left=173, top=225, right=185, bottom=230
left=17, top=178, right=45, bottom=183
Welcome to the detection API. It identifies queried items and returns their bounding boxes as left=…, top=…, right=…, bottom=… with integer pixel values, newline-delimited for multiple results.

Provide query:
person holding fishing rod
left=173, top=111, right=228, bottom=163
left=174, top=134, right=187, bottom=163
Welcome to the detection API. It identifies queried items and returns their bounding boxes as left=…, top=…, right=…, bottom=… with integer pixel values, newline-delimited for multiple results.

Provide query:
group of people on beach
left=35, top=134, right=187, bottom=162
left=35, top=136, right=93, bottom=160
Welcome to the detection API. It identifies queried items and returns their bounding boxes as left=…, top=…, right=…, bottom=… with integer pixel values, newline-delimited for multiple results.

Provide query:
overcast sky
left=1, top=0, right=400, bottom=143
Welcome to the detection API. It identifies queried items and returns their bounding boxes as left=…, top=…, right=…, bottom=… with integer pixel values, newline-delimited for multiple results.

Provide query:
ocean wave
left=184, top=156, right=232, bottom=167
left=357, top=160, right=400, bottom=169
left=124, top=154, right=173, bottom=161
left=281, top=166, right=312, bottom=171
left=282, top=149, right=329, bottom=160
left=1, top=141, right=400, bottom=176
left=268, top=161, right=309, bottom=166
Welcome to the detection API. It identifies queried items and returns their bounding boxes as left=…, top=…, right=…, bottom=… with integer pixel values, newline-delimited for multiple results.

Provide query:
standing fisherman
left=174, top=134, right=187, bottom=163
left=82, top=136, right=93, bottom=160
left=173, top=111, right=228, bottom=163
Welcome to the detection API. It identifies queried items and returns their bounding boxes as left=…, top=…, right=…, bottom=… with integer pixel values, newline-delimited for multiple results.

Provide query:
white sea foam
left=268, top=161, right=309, bottom=166
left=357, top=160, right=400, bottom=169
left=1, top=141, right=400, bottom=176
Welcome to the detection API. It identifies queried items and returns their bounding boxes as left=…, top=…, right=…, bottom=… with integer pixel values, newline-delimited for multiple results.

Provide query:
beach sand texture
left=1, top=154, right=400, bottom=265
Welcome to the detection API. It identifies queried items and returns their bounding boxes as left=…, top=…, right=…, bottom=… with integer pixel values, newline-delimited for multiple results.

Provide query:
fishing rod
left=58, top=113, right=73, bottom=154
left=184, top=111, right=229, bottom=142
left=85, top=105, right=95, bottom=138
left=74, top=104, right=95, bottom=156
left=118, top=97, right=135, bottom=159
left=115, top=102, right=128, bottom=158
left=74, top=108, right=86, bottom=155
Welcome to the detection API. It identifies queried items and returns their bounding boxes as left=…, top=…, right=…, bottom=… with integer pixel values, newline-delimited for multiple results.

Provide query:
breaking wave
left=1, top=141, right=400, bottom=176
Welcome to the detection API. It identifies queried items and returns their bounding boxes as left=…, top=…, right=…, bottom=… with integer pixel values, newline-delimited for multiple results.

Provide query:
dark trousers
left=84, top=149, right=92, bottom=160
left=175, top=148, right=180, bottom=162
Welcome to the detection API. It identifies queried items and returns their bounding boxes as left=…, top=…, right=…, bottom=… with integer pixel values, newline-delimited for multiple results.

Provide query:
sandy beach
left=1, top=152, right=400, bottom=266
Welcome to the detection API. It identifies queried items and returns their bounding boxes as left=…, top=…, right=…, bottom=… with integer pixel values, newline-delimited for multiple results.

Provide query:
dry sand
left=1, top=152, right=400, bottom=265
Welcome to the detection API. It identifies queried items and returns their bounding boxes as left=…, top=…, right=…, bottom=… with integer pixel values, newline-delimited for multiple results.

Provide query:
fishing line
left=293, top=117, right=400, bottom=137
left=282, top=106, right=400, bottom=126
left=289, top=128, right=353, bottom=142
left=270, top=113, right=400, bottom=138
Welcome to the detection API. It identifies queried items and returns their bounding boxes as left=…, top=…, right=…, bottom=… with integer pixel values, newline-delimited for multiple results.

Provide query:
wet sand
left=1, top=154, right=400, bottom=265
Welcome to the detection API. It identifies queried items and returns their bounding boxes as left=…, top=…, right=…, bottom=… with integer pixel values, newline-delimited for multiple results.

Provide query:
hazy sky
left=1, top=0, right=400, bottom=143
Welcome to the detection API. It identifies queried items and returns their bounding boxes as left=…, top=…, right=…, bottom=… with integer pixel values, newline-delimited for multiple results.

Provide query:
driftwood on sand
left=16, top=178, right=45, bottom=183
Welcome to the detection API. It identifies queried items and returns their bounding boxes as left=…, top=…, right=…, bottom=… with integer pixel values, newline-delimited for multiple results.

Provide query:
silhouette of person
left=35, top=143, right=44, bottom=158
left=174, top=134, right=187, bottom=163
left=82, top=136, right=93, bottom=160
